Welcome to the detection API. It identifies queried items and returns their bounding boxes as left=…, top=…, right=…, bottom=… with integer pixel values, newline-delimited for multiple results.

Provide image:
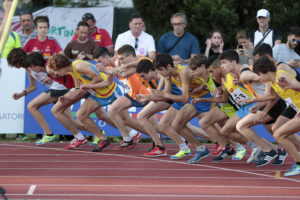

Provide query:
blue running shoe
left=188, top=147, right=210, bottom=164
left=284, top=164, right=300, bottom=177
left=288, top=164, right=297, bottom=171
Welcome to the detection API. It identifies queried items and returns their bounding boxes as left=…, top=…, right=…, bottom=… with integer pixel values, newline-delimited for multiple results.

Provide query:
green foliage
left=133, top=0, right=300, bottom=50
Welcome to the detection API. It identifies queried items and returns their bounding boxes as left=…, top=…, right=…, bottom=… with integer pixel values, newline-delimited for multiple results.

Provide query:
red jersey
left=23, top=36, right=62, bottom=59
left=71, top=27, right=113, bottom=48
left=48, top=74, right=75, bottom=89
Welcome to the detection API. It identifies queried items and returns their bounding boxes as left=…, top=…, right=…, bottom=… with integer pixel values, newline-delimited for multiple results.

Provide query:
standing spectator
left=157, top=13, right=200, bottom=64
left=23, top=16, right=63, bottom=59
left=64, top=21, right=98, bottom=60
left=249, top=9, right=282, bottom=48
left=204, top=29, right=224, bottom=58
left=273, top=26, right=300, bottom=67
left=235, top=30, right=254, bottom=65
left=114, top=13, right=156, bottom=60
left=1, top=31, right=21, bottom=58
left=71, top=13, right=113, bottom=55
left=17, top=11, right=37, bottom=46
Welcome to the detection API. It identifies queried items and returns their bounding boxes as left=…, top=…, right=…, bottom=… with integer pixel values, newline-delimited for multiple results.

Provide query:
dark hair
left=210, top=29, right=223, bottom=39
left=34, top=16, right=49, bottom=27
left=7, top=48, right=27, bottom=68
left=219, top=49, right=239, bottom=63
left=20, top=10, right=33, bottom=19
left=48, top=54, right=72, bottom=71
left=289, top=26, right=300, bottom=37
left=189, top=55, right=208, bottom=70
left=252, top=43, right=273, bottom=57
left=205, top=55, right=219, bottom=69
left=25, top=52, right=46, bottom=68
left=93, top=47, right=110, bottom=59
left=129, top=13, right=143, bottom=23
left=117, top=45, right=136, bottom=57
left=153, top=53, right=173, bottom=69
left=236, top=30, right=249, bottom=41
left=253, top=56, right=276, bottom=74
left=82, top=12, right=95, bottom=22
left=77, top=21, right=89, bottom=29
left=136, top=59, right=154, bottom=73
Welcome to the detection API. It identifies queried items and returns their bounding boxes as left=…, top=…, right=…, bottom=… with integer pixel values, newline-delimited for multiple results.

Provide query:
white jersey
left=30, top=71, right=66, bottom=90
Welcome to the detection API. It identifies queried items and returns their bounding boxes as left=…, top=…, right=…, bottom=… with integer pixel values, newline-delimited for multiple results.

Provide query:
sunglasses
left=291, top=39, right=300, bottom=44
left=135, top=38, right=138, bottom=49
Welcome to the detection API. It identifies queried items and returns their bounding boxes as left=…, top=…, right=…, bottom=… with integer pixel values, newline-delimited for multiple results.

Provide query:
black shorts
left=280, top=105, right=297, bottom=119
left=259, top=98, right=287, bottom=124
left=45, top=89, right=69, bottom=98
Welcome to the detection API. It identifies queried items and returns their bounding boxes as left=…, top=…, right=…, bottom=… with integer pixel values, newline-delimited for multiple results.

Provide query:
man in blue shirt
left=157, top=13, right=200, bottom=65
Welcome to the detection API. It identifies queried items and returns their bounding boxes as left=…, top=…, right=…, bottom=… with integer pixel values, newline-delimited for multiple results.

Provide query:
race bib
left=285, top=97, right=299, bottom=111
left=119, top=79, right=132, bottom=93
left=232, top=88, right=251, bottom=105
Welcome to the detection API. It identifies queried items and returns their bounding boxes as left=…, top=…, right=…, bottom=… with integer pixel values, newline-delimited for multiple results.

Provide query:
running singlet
left=30, top=71, right=66, bottom=90
left=223, top=73, right=255, bottom=108
left=201, top=74, right=237, bottom=111
left=171, top=64, right=209, bottom=98
left=71, top=60, right=116, bottom=98
left=271, top=70, right=300, bottom=111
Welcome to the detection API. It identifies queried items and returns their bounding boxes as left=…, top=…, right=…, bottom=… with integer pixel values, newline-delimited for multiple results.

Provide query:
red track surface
left=0, top=142, right=300, bottom=200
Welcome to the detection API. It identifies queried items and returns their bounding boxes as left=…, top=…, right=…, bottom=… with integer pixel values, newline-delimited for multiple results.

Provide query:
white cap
left=256, top=9, right=270, bottom=18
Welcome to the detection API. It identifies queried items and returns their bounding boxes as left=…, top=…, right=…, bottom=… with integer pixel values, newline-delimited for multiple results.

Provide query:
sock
left=235, top=143, right=244, bottom=150
left=296, top=162, right=300, bottom=166
left=180, top=143, right=189, bottom=151
left=246, top=140, right=257, bottom=149
left=180, top=136, right=185, bottom=142
left=157, top=145, right=164, bottom=150
left=129, top=129, right=138, bottom=138
left=46, top=133, right=54, bottom=136
left=75, top=132, right=85, bottom=140
left=196, top=145, right=206, bottom=151
left=124, top=137, right=131, bottom=142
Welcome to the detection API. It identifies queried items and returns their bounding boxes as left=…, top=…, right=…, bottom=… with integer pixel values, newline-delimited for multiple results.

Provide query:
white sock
left=246, top=140, right=257, bottom=149
left=129, top=129, right=138, bottom=138
left=180, top=136, right=185, bottom=142
left=75, top=132, right=85, bottom=140
left=124, top=137, right=131, bottom=142
left=180, top=143, right=189, bottom=151
left=235, top=143, right=244, bottom=150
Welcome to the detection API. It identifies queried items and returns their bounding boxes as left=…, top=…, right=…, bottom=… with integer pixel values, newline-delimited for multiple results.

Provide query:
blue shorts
left=124, top=93, right=148, bottom=107
left=191, top=92, right=212, bottom=114
left=171, top=97, right=192, bottom=111
left=236, top=103, right=256, bottom=119
left=90, top=86, right=122, bottom=107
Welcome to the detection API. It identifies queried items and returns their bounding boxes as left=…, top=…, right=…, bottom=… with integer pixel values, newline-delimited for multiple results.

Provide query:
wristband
left=23, top=90, right=27, bottom=96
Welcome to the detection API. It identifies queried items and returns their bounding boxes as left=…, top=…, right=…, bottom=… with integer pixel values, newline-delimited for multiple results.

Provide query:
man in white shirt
left=249, top=9, right=282, bottom=48
left=273, top=26, right=300, bottom=68
left=114, top=14, right=156, bottom=60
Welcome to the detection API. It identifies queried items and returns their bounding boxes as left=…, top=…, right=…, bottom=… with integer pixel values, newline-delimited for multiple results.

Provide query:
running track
left=0, top=142, right=300, bottom=200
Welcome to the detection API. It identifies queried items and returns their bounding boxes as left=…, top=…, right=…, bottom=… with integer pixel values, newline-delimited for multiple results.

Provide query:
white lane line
left=26, top=185, right=36, bottom=195
left=1, top=143, right=299, bottom=183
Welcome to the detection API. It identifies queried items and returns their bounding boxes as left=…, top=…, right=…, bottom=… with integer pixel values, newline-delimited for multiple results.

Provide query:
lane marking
left=0, top=143, right=299, bottom=183
left=275, top=170, right=281, bottom=179
left=26, top=185, right=36, bottom=195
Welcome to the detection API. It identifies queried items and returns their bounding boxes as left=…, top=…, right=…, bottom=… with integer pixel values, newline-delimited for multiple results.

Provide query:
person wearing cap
left=17, top=11, right=37, bottom=46
left=71, top=12, right=113, bottom=55
left=249, top=9, right=282, bottom=48
left=114, top=13, right=156, bottom=60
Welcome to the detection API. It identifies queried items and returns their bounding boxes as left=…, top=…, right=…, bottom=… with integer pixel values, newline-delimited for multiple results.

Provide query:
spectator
left=235, top=30, right=254, bottom=65
left=273, top=26, right=300, bottom=67
left=17, top=11, right=37, bottom=46
left=64, top=21, right=98, bottom=60
left=204, top=29, right=224, bottom=58
left=114, top=13, right=156, bottom=60
left=157, top=13, right=200, bottom=64
left=71, top=12, right=113, bottom=55
left=23, top=16, right=63, bottom=59
left=249, top=9, right=282, bottom=48
left=1, top=31, right=21, bottom=58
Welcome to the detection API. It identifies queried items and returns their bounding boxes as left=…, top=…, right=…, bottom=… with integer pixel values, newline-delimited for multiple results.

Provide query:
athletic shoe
left=148, top=141, right=156, bottom=152
left=213, top=146, right=235, bottom=162
left=92, top=139, right=111, bottom=152
left=65, top=137, right=88, bottom=150
left=288, top=163, right=297, bottom=171
left=247, top=146, right=263, bottom=163
left=89, top=136, right=100, bottom=146
left=232, top=146, right=246, bottom=160
left=132, top=132, right=142, bottom=145
left=188, top=147, right=210, bottom=164
left=256, top=150, right=277, bottom=167
left=211, top=143, right=222, bottom=156
left=144, top=146, right=167, bottom=157
left=35, top=134, right=56, bottom=145
left=113, top=140, right=135, bottom=150
left=284, top=164, right=300, bottom=177
left=272, top=149, right=288, bottom=166
left=170, top=148, right=192, bottom=159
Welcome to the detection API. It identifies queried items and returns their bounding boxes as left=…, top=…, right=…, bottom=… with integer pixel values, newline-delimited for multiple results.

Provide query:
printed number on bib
left=232, top=88, right=250, bottom=106
left=285, top=97, right=299, bottom=111
left=119, top=79, right=132, bottom=93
